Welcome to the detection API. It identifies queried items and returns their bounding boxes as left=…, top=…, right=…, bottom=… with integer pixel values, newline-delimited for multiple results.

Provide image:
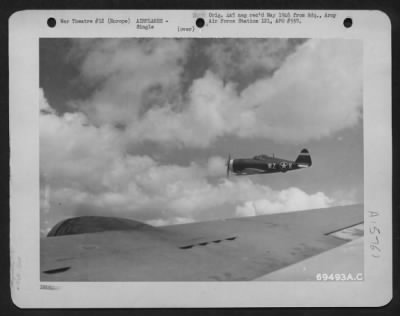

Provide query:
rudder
left=295, top=149, right=312, bottom=167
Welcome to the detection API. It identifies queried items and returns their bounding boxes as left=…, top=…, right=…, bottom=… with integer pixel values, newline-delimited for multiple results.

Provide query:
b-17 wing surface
left=41, top=204, right=363, bottom=281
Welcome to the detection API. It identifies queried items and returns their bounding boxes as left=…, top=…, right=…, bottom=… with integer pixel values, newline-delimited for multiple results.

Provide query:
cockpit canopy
left=253, top=154, right=270, bottom=161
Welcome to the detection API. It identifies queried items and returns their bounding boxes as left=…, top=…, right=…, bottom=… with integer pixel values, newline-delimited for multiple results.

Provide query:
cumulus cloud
left=39, top=89, right=55, bottom=114
left=67, top=38, right=362, bottom=147
left=123, top=71, right=238, bottom=147
left=235, top=188, right=333, bottom=217
left=69, top=38, right=191, bottom=126
left=204, top=38, right=305, bottom=84
left=237, top=39, right=362, bottom=142
left=147, top=217, right=195, bottom=227
left=39, top=38, right=362, bottom=234
left=40, top=89, right=340, bottom=233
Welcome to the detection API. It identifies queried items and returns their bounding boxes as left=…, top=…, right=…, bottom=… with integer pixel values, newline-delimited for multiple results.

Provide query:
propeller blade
left=226, top=154, right=231, bottom=177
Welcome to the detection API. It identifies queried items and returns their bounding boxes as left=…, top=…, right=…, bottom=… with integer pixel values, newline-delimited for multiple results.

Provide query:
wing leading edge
left=41, top=204, right=363, bottom=281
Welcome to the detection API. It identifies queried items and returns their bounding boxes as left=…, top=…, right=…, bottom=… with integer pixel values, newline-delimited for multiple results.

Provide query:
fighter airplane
left=226, top=148, right=312, bottom=177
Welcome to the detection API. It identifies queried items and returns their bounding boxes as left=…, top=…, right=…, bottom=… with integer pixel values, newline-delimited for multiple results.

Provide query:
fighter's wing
left=236, top=168, right=266, bottom=175
left=41, top=204, right=363, bottom=281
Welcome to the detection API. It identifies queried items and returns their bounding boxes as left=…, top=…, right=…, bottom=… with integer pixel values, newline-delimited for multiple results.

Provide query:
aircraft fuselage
left=231, top=157, right=300, bottom=175
left=226, top=149, right=312, bottom=176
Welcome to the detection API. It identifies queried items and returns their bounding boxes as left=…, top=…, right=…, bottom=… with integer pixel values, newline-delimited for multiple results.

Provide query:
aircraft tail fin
left=295, top=149, right=312, bottom=167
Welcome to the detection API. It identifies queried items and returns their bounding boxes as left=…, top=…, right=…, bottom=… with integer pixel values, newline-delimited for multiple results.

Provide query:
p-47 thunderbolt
left=226, top=149, right=312, bottom=176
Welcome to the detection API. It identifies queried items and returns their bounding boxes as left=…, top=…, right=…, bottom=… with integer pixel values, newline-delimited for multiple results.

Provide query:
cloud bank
left=40, top=38, right=362, bottom=234
left=40, top=90, right=337, bottom=233
left=68, top=38, right=362, bottom=147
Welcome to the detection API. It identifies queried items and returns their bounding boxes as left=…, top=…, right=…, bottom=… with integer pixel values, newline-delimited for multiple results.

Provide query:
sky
left=39, top=38, right=363, bottom=236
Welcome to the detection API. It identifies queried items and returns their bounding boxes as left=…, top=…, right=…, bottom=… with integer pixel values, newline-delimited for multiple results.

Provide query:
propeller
left=226, top=154, right=231, bottom=178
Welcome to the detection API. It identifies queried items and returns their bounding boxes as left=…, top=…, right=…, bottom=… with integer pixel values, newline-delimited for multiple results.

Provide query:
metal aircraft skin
left=226, top=148, right=312, bottom=176
left=40, top=204, right=363, bottom=281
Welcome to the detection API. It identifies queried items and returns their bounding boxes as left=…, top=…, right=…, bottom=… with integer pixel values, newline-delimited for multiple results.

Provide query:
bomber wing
left=41, top=204, right=363, bottom=281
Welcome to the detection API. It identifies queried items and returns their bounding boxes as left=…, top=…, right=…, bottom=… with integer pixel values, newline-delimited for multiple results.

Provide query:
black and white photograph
left=9, top=10, right=391, bottom=307
left=39, top=37, right=364, bottom=281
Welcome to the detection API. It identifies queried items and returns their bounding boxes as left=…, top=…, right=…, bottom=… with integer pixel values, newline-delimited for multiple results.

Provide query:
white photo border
left=9, top=10, right=392, bottom=307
